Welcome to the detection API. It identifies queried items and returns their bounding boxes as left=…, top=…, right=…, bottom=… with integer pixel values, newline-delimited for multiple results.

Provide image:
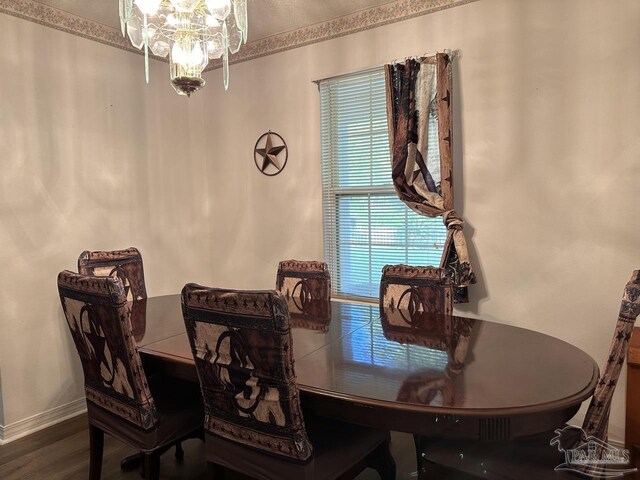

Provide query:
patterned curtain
left=385, top=53, right=476, bottom=300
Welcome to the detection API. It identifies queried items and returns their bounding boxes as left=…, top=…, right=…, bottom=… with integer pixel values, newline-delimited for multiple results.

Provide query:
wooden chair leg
left=414, top=434, right=425, bottom=480
left=88, top=425, right=104, bottom=480
left=139, top=457, right=145, bottom=478
left=415, top=436, right=458, bottom=480
left=126, top=442, right=184, bottom=477
left=143, top=453, right=160, bottom=480
left=120, top=452, right=142, bottom=471
left=175, top=441, right=184, bottom=460
left=207, top=462, right=226, bottom=479
left=368, top=439, right=396, bottom=480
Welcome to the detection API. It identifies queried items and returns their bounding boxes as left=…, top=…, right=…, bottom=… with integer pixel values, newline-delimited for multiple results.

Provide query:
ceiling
left=30, top=0, right=396, bottom=42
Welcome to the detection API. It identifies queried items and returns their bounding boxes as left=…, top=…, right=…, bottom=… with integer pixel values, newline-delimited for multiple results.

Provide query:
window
left=320, top=68, right=448, bottom=300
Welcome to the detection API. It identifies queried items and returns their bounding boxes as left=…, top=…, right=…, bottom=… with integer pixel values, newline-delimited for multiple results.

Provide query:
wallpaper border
left=0, top=0, right=478, bottom=69
left=0, top=0, right=135, bottom=54
left=207, top=0, right=479, bottom=70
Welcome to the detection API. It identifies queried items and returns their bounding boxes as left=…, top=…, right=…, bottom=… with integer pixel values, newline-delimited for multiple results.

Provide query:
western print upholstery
left=57, top=271, right=157, bottom=430
left=379, top=264, right=453, bottom=317
left=78, top=247, right=147, bottom=302
left=288, top=298, right=332, bottom=332
left=276, top=260, right=331, bottom=303
left=181, top=284, right=312, bottom=462
left=581, top=270, right=640, bottom=441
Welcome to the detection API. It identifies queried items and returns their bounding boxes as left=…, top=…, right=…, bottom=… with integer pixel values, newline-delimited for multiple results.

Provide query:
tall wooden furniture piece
left=276, top=260, right=331, bottom=302
left=181, top=284, right=395, bottom=480
left=418, top=270, right=640, bottom=480
left=379, top=265, right=453, bottom=317
left=58, top=271, right=203, bottom=480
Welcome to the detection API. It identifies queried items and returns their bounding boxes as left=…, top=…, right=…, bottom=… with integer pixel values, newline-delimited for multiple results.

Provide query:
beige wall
left=194, top=0, right=640, bottom=442
left=1, top=0, right=639, bottom=444
left=0, top=13, right=215, bottom=434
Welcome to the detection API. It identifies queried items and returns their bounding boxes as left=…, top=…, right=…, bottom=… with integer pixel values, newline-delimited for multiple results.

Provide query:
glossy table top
left=135, top=295, right=598, bottom=417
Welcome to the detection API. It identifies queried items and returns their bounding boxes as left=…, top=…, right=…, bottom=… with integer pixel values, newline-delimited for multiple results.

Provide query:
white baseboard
left=0, top=398, right=86, bottom=445
left=610, top=437, right=625, bottom=449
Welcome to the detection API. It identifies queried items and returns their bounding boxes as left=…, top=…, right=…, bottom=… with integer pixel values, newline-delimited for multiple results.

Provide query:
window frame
left=320, top=67, right=447, bottom=302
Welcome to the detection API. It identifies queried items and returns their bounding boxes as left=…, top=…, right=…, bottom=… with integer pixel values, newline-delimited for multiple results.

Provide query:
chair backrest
left=276, top=260, right=331, bottom=302
left=78, top=247, right=147, bottom=301
left=379, top=264, right=453, bottom=316
left=181, top=284, right=312, bottom=462
left=57, top=271, right=157, bottom=429
left=581, top=270, right=640, bottom=440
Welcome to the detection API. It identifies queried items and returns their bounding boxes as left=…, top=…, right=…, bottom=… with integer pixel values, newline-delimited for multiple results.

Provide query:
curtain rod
left=311, top=49, right=460, bottom=85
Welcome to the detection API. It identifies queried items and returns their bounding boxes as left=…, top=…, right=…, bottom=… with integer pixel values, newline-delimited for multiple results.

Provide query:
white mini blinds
left=320, top=67, right=447, bottom=300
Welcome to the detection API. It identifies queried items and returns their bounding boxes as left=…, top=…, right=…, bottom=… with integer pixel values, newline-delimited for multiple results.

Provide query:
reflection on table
left=136, top=296, right=379, bottom=363
left=136, top=294, right=598, bottom=439
left=287, top=298, right=332, bottom=332
left=296, top=307, right=595, bottom=412
left=380, top=306, right=476, bottom=407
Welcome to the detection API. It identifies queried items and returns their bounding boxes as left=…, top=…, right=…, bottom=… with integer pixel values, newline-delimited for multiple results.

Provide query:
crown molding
left=207, top=0, right=478, bottom=70
left=0, top=0, right=137, bottom=53
left=0, top=0, right=478, bottom=69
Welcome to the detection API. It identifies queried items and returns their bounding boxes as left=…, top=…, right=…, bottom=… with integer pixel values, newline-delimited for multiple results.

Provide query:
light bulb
left=166, top=14, right=179, bottom=26
left=206, top=0, right=231, bottom=21
left=206, top=15, right=220, bottom=27
left=190, top=42, right=204, bottom=66
left=171, top=39, right=206, bottom=70
left=171, top=42, right=188, bottom=65
left=146, top=24, right=157, bottom=39
left=207, top=32, right=225, bottom=59
left=134, top=0, right=161, bottom=15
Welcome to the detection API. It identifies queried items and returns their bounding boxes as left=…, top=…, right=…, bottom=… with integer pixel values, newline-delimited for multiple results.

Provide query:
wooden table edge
left=298, top=362, right=598, bottom=419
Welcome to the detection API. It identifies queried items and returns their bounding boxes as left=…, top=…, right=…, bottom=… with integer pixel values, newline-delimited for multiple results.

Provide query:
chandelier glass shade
left=119, top=0, right=248, bottom=96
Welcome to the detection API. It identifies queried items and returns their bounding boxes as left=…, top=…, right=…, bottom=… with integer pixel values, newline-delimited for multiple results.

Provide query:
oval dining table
left=131, top=294, right=598, bottom=451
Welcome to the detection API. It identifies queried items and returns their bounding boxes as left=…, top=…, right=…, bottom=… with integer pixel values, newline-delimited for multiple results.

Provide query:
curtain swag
left=385, top=53, right=476, bottom=299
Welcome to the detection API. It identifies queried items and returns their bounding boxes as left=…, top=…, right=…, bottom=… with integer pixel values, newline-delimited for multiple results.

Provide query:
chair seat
left=422, top=431, right=584, bottom=480
left=87, top=375, right=203, bottom=453
left=206, top=415, right=389, bottom=480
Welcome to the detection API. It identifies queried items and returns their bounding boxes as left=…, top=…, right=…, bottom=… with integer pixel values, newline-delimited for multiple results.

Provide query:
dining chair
left=79, top=247, right=148, bottom=346
left=415, top=270, right=640, bottom=480
left=58, top=271, right=203, bottom=480
left=78, top=247, right=147, bottom=302
left=379, top=264, right=453, bottom=317
left=276, top=259, right=331, bottom=302
left=181, top=283, right=396, bottom=480
left=78, top=246, right=155, bottom=466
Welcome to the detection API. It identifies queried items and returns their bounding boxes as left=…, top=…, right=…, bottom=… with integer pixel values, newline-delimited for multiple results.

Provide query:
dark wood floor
left=0, top=414, right=425, bottom=480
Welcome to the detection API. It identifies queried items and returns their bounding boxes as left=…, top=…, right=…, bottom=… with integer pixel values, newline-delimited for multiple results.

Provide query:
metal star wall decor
left=254, top=131, right=288, bottom=176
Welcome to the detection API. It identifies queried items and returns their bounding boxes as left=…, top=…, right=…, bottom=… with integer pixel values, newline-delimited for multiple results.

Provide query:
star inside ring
left=254, top=131, right=288, bottom=176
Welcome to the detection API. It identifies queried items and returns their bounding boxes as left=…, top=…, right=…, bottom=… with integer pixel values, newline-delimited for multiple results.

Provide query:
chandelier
left=119, top=0, right=248, bottom=96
